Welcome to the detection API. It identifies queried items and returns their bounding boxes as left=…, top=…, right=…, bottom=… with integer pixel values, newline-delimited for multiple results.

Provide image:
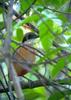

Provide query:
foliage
left=0, top=0, right=71, bottom=100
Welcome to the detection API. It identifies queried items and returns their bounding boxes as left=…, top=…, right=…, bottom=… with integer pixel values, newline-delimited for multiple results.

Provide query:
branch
left=44, top=6, right=71, bottom=15
left=0, top=78, right=71, bottom=93
left=2, top=0, right=24, bottom=99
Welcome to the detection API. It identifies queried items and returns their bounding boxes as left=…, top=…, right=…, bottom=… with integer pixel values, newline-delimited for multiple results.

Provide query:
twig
left=0, top=64, right=15, bottom=99
left=15, top=0, right=37, bottom=20
left=0, top=80, right=11, bottom=100
left=44, top=6, right=71, bottom=15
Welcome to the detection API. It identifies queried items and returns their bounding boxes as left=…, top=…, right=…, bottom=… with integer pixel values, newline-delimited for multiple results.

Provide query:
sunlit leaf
left=15, top=28, right=24, bottom=42
left=39, top=19, right=54, bottom=52
left=51, top=58, right=65, bottom=79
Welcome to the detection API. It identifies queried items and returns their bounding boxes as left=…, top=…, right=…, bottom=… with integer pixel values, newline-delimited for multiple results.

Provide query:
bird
left=13, top=32, right=38, bottom=76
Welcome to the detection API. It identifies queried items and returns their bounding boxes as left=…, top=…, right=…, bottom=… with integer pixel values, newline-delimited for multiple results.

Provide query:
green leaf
left=46, top=0, right=68, bottom=9
left=39, top=19, right=54, bottom=51
left=40, top=32, right=54, bottom=51
left=46, top=47, right=63, bottom=59
left=0, top=8, right=3, bottom=14
left=0, top=22, right=4, bottom=29
left=14, top=14, right=39, bottom=29
left=19, top=0, right=34, bottom=13
left=16, top=28, right=24, bottom=41
left=24, top=89, right=40, bottom=100
left=36, top=0, right=67, bottom=9
left=48, top=90, right=71, bottom=100
left=57, top=14, right=67, bottom=23
left=51, top=58, right=65, bottom=79
left=65, top=55, right=71, bottom=63
left=58, top=78, right=71, bottom=85
left=53, top=24, right=62, bottom=35
left=67, top=37, right=71, bottom=44
left=24, top=88, right=47, bottom=100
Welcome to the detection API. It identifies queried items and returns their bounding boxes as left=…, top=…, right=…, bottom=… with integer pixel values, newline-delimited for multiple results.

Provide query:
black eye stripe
left=22, top=32, right=39, bottom=43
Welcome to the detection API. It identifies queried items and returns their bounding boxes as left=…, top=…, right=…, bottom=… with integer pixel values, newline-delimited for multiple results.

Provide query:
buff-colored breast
left=13, top=47, right=35, bottom=76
